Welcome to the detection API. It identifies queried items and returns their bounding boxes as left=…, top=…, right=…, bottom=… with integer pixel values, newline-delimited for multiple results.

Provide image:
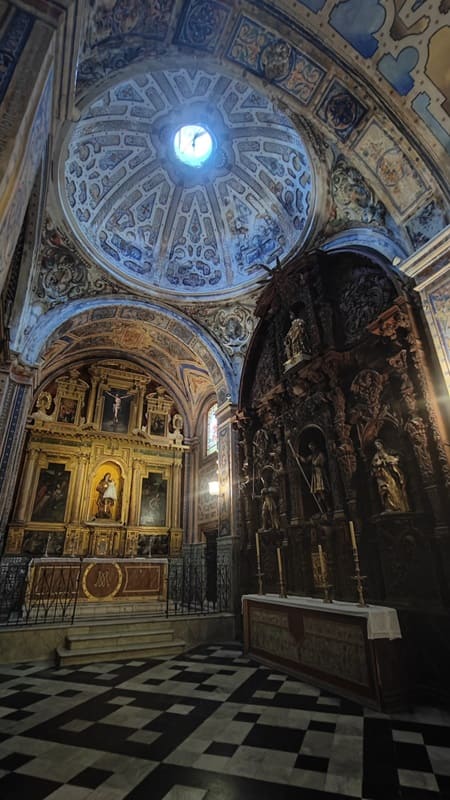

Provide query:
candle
left=255, top=531, right=261, bottom=563
left=318, top=544, right=326, bottom=581
left=349, top=520, right=357, bottom=550
left=277, top=547, right=283, bottom=576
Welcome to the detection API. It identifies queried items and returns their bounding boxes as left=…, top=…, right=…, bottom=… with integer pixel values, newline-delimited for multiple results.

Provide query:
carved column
left=15, top=445, right=40, bottom=522
left=171, top=457, right=183, bottom=530
left=86, top=375, right=99, bottom=424
left=135, top=385, right=146, bottom=430
left=183, top=437, right=198, bottom=544
left=216, top=400, right=241, bottom=615
left=400, top=228, right=450, bottom=397
left=0, top=364, right=35, bottom=542
left=72, top=452, right=90, bottom=522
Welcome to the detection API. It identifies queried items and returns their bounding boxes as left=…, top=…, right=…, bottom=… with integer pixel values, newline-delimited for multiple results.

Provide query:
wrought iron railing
left=166, top=557, right=231, bottom=615
left=0, top=554, right=231, bottom=627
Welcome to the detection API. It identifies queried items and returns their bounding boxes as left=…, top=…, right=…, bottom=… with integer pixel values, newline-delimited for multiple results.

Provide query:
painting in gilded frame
left=102, top=388, right=133, bottom=433
left=140, top=473, right=167, bottom=527
left=57, top=397, right=77, bottom=423
left=31, top=463, right=70, bottom=523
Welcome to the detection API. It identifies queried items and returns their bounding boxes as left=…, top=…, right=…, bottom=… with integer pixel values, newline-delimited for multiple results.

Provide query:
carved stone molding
left=34, top=218, right=125, bottom=311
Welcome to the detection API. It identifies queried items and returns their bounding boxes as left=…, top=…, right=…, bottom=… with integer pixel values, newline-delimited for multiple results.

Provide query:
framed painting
left=31, top=463, right=70, bottom=523
left=139, top=473, right=167, bottom=527
left=23, top=530, right=48, bottom=556
left=102, top=388, right=133, bottom=433
left=56, top=396, right=77, bottom=423
left=149, top=411, right=167, bottom=437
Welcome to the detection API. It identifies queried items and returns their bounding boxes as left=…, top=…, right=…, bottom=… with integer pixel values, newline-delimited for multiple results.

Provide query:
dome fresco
left=62, top=67, right=314, bottom=299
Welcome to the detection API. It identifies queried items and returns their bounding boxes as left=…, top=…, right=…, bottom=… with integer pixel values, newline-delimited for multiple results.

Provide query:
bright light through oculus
left=173, top=124, right=213, bottom=167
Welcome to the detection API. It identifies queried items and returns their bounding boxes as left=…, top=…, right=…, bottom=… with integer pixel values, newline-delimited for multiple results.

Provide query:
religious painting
left=140, top=473, right=167, bottom=527
left=57, top=397, right=77, bottom=423
left=23, top=530, right=48, bottom=556
left=136, top=533, right=169, bottom=556
left=149, top=412, right=167, bottom=436
left=31, top=463, right=70, bottom=523
left=101, top=388, right=133, bottom=433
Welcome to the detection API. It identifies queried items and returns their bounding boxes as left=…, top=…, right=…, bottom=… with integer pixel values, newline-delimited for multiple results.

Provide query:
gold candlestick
left=318, top=544, right=332, bottom=603
left=255, top=531, right=264, bottom=595
left=349, top=520, right=357, bottom=550
left=349, top=523, right=367, bottom=606
left=276, top=546, right=287, bottom=597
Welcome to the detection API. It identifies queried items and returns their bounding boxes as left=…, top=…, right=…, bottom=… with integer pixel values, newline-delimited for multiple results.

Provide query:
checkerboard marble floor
left=0, top=642, right=449, bottom=799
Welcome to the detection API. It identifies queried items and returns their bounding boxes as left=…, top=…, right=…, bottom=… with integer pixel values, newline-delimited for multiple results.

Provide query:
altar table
left=242, top=594, right=406, bottom=711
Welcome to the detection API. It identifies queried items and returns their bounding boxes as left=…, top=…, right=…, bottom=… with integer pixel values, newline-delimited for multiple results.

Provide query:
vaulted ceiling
left=20, top=0, right=449, bottom=420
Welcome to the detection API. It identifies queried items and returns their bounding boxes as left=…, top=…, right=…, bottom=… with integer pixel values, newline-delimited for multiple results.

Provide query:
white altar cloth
left=242, top=593, right=402, bottom=640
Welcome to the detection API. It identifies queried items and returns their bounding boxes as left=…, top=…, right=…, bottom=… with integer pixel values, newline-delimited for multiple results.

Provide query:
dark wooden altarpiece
left=237, top=249, right=450, bottom=704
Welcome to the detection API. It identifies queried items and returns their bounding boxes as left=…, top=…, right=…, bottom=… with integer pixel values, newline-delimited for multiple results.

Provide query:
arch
left=21, top=297, right=237, bottom=406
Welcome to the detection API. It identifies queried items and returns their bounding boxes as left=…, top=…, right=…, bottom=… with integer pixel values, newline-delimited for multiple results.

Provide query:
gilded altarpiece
left=4, top=363, right=186, bottom=560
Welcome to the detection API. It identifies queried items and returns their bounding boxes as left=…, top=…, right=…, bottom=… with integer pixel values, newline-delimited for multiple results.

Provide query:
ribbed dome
left=61, top=65, right=314, bottom=299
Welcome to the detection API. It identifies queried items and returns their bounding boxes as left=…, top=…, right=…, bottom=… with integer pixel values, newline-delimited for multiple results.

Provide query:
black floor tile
left=0, top=751, right=33, bottom=770
left=69, top=766, right=114, bottom=788
left=0, top=691, right=46, bottom=709
left=395, top=740, right=433, bottom=771
left=295, top=753, right=329, bottom=772
left=308, top=719, right=336, bottom=733
left=362, top=717, right=400, bottom=800
left=234, top=712, right=260, bottom=722
left=4, top=709, right=33, bottom=721
left=0, top=772, right=61, bottom=800
left=205, top=741, right=238, bottom=757
left=243, top=722, right=305, bottom=752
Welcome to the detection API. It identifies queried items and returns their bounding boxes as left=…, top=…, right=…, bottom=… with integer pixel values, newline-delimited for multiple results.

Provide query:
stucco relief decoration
left=63, top=67, right=313, bottom=299
left=317, top=79, right=367, bottom=142
left=406, top=201, right=448, bottom=249
left=428, top=286, right=450, bottom=372
left=175, top=0, right=231, bottom=53
left=0, top=10, right=34, bottom=105
left=330, top=156, right=386, bottom=227
left=227, top=16, right=325, bottom=104
left=334, top=263, right=396, bottom=346
left=36, top=220, right=120, bottom=309
left=355, top=121, right=427, bottom=215
left=182, top=303, right=256, bottom=359
left=350, top=368, right=395, bottom=447
left=77, top=0, right=174, bottom=88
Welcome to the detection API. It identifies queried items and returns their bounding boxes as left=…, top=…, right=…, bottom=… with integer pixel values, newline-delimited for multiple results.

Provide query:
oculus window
left=173, top=124, right=214, bottom=167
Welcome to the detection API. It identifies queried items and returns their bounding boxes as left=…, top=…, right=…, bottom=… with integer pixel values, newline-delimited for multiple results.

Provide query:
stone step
left=56, top=637, right=186, bottom=667
left=66, top=628, right=175, bottom=650
left=73, top=601, right=167, bottom=619
left=71, top=617, right=171, bottom=636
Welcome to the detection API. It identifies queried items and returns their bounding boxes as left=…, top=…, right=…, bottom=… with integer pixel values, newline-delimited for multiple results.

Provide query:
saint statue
left=96, top=472, right=118, bottom=518
left=370, top=439, right=409, bottom=513
left=258, top=465, right=281, bottom=531
left=284, top=313, right=310, bottom=362
left=300, top=441, right=329, bottom=513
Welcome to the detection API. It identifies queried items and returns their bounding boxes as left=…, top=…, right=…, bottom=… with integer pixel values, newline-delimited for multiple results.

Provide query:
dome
left=61, top=66, right=314, bottom=300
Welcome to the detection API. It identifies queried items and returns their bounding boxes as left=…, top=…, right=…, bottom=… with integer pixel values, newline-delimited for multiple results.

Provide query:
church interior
left=0, top=0, right=449, bottom=797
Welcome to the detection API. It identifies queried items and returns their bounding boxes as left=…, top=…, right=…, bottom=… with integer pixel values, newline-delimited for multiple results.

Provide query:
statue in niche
left=96, top=472, right=118, bottom=519
left=299, top=441, right=330, bottom=514
left=284, top=313, right=311, bottom=363
left=370, top=439, right=410, bottom=513
left=258, top=464, right=281, bottom=531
